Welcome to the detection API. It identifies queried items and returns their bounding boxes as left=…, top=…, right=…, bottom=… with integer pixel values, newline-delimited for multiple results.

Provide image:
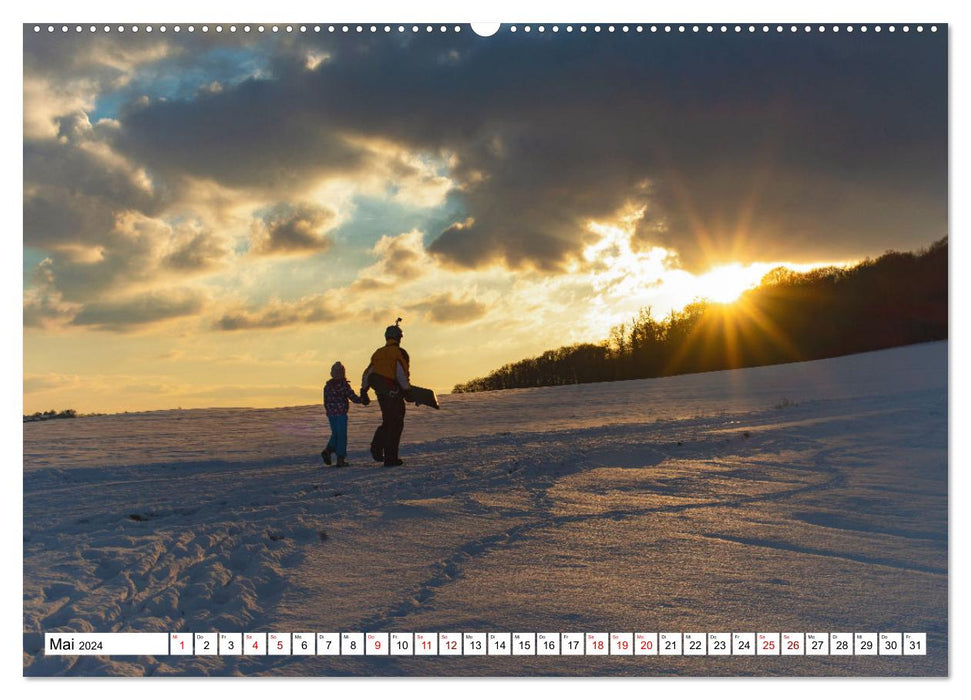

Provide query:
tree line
left=453, top=237, right=947, bottom=393
left=23, top=409, right=77, bottom=423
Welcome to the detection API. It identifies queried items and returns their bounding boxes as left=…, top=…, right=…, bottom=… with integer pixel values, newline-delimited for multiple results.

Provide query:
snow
left=23, top=342, right=947, bottom=676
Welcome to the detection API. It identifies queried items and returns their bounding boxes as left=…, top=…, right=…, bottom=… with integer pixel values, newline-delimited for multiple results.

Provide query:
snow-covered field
left=23, top=342, right=948, bottom=676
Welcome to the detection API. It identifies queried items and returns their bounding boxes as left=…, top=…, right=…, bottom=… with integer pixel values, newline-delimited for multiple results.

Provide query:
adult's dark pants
left=372, top=392, right=406, bottom=464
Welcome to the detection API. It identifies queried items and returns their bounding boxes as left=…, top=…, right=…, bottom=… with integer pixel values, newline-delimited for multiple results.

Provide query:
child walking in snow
left=322, top=361, right=364, bottom=467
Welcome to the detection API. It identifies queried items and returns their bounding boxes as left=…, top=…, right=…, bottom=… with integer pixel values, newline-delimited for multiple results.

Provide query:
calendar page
left=21, top=7, right=949, bottom=679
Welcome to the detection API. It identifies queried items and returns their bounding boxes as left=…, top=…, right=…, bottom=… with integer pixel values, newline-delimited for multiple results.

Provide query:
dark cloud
left=70, top=289, right=207, bottom=331
left=250, top=203, right=336, bottom=256
left=163, top=231, right=229, bottom=271
left=350, top=230, right=428, bottom=291
left=23, top=28, right=174, bottom=78
left=349, top=277, right=390, bottom=293
left=114, top=79, right=368, bottom=194
left=215, top=294, right=347, bottom=330
left=28, top=214, right=205, bottom=303
left=23, top=289, right=74, bottom=328
left=407, top=292, right=487, bottom=324
left=24, top=115, right=168, bottom=250
left=377, top=235, right=422, bottom=274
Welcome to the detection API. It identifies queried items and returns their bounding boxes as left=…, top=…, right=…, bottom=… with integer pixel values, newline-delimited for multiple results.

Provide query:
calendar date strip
left=44, top=632, right=928, bottom=657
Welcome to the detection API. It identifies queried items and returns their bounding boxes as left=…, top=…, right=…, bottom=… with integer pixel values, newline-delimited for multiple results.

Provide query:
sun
left=692, top=263, right=768, bottom=304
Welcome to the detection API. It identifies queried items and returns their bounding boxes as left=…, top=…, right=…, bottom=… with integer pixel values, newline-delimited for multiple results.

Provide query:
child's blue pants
left=326, top=414, right=348, bottom=457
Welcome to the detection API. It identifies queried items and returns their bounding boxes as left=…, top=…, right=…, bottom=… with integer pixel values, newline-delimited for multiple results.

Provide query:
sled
left=406, top=385, right=440, bottom=410
left=366, top=375, right=440, bottom=409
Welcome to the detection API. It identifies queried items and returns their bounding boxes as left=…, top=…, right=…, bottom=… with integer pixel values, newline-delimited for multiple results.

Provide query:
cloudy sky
left=23, top=25, right=946, bottom=413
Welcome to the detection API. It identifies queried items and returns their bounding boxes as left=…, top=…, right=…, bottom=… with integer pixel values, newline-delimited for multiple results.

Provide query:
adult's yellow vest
left=370, top=340, right=410, bottom=380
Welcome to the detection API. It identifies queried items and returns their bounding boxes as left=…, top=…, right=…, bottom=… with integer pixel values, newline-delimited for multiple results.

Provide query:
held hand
left=361, top=393, right=371, bottom=406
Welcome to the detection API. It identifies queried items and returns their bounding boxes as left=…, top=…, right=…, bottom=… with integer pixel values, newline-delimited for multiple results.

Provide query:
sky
left=22, top=24, right=947, bottom=413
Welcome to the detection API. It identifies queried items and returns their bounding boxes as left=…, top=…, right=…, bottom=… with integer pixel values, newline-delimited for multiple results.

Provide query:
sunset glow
left=692, top=263, right=765, bottom=304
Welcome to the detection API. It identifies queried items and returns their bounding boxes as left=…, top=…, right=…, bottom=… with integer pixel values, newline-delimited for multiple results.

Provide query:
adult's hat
left=385, top=317, right=403, bottom=341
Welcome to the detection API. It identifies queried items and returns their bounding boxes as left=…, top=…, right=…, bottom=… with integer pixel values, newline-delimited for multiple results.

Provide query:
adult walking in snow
left=361, top=318, right=411, bottom=467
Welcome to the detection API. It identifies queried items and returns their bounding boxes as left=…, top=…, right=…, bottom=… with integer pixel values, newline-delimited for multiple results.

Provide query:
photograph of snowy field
left=24, top=342, right=947, bottom=676
left=23, top=21, right=947, bottom=678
